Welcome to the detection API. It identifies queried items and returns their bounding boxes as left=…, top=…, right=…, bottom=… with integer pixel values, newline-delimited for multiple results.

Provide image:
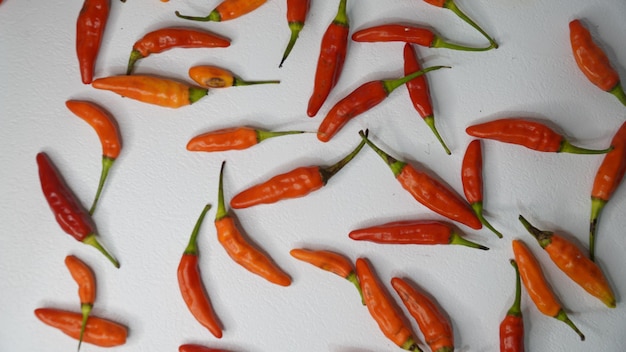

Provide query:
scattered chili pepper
left=37, top=152, right=119, bottom=268
left=359, top=131, right=482, bottom=230
left=349, top=219, right=488, bottom=250
left=76, top=0, right=109, bottom=84
left=351, top=24, right=491, bottom=52
left=34, top=308, right=127, bottom=347
left=569, top=19, right=626, bottom=106
left=519, top=215, right=616, bottom=308
left=307, top=0, right=349, bottom=117
left=499, top=259, right=524, bottom=352
left=126, top=28, right=231, bottom=75
left=188, top=65, right=280, bottom=88
left=279, top=0, right=311, bottom=67
left=391, top=277, right=454, bottom=352
left=355, top=258, right=422, bottom=351
left=178, top=204, right=223, bottom=338
left=466, top=118, right=612, bottom=154
left=403, top=43, right=450, bottom=155
left=461, top=139, right=502, bottom=238
left=179, top=345, right=230, bottom=352
left=511, top=239, right=585, bottom=340
left=317, top=66, right=449, bottom=142
left=65, top=255, right=96, bottom=351
left=175, top=0, right=267, bottom=22
left=589, top=121, right=626, bottom=261
left=215, top=161, right=291, bottom=286
left=187, top=126, right=306, bottom=152
left=65, top=100, right=121, bottom=215
left=229, top=135, right=366, bottom=208
left=92, top=75, right=208, bottom=108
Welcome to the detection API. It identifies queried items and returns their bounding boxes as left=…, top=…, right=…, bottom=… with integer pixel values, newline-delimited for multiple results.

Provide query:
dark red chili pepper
left=279, top=0, right=311, bottom=67
left=179, top=345, right=230, bottom=352
left=36, top=152, right=119, bottom=268
left=175, top=0, right=267, bottom=22
left=307, top=0, right=349, bottom=117
left=187, top=126, right=306, bottom=152
left=499, top=260, right=524, bottom=352
left=76, top=0, right=110, bottom=84
left=317, top=65, right=449, bottom=142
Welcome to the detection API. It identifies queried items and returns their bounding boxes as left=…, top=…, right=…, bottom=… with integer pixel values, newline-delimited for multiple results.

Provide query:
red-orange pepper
left=280, top=0, right=311, bottom=67
left=35, top=308, right=127, bottom=347
left=179, top=345, right=230, bottom=352
left=499, top=260, right=524, bottom=352
left=569, top=19, right=626, bottom=106
left=175, top=0, right=267, bottom=22
left=76, top=0, right=109, bottom=84
left=189, top=65, right=280, bottom=88
left=64, top=255, right=96, bottom=351
left=187, top=126, right=306, bottom=152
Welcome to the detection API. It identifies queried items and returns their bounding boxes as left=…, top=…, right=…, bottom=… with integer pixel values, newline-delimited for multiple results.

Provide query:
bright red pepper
left=35, top=308, right=127, bottom=347
left=187, top=126, right=306, bottom=152
left=499, top=260, right=524, bottom=352
left=280, top=0, right=311, bottom=67
left=175, top=0, right=267, bottom=22
left=76, top=0, right=110, bottom=84
left=179, top=345, right=230, bottom=352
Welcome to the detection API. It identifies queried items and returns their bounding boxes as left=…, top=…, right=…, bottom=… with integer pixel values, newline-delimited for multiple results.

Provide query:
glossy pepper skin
left=37, top=152, right=119, bottom=268
left=569, top=19, right=626, bottom=106
left=178, top=204, right=223, bottom=338
left=64, top=255, right=97, bottom=351
left=187, top=126, right=305, bottom=152
left=189, top=65, right=280, bottom=88
left=519, top=215, right=616, bottom=308
left=76, top=0, right=109, bottom=84
left=307, top=0, right=349, bottom=117
left=126, top=28, right=231, bottom=75
left=280, top=0, right=311, bottom=67
left=499, top=260, right=524, bottom=352
left=176, top=0, right=267, bottom=22
left=179, top=345, right=230, bottom=352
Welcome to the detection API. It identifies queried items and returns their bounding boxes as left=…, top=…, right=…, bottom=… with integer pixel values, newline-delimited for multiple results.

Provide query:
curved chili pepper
left=229, top=135, right=366, bottom=208
left=390, top=277, right=454, bottom=352
left=175, top=0, right=267, bottom=22
left=499, top=260, right=524, bottom=352
left=92, top=75, right=208, bottom=108
left=178, top=204, right=223, bottom=338
left=355, top=258, right=422, bottom=351
left=349, top=219, right=488, bottom=250
left=352, top=24, right=491, bottom=52
left=569, top=19, right=626, bottom=106
left=34, top=308, right=127, bottom=347
left=65, top=100, right=121, bottom=215
left=280, top=0, right=311, bottom=67
left=76, top=0, right=109, bottom=84
left=187, top=126, right=306, bottom=152
left=589, top=121, right=626, bottom=261
left=215, top=162, right=291, bottom=286
left=126, top=28, right=231, bottom=75
left=179, top=345, right=230, bottom=352
left=317, top=66, right=449, bottom=142
left=403, top=43, right=450, bottom=155
left=189, top=65, right=280, bottom=88
left=511, top=239, right=585, bottom=340
left=359, top=131, right=482, bottom=230
left=519, top=215, right=616, bottom=308
left=37, top=152, right=119, bottom=268
left=307, top=0, right=349, bottom=117
left=466, top=118, right=612, bottom=154
left=461, top=139, right=502, bottom=238
left=64, top=255, right=96, bottom=351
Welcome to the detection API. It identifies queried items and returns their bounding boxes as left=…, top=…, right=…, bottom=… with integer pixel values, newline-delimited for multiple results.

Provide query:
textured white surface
left=1, top=0, right=626, bottom=351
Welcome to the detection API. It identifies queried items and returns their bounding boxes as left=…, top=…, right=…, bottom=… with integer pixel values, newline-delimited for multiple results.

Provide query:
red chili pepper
left=229, top=135, right=366, bottom=208
left=76, top=0, right=109, bottom=84
left=280, top=0, right=311, bottom=67
left=179, top=345, right=230, bottom=352
left=461, top=139, right=502, bottom=238
left=499, top=260, right=524, bottom=352
left=126, top=28, right=231, bottom=75
left=352, top=24, right=491, bottom=51
left=307, top=0, right=349, bottom=117
left=35, top=308, right=127, bottom=347
left=65, top=100, right=121, bottom=215
left=37, top=152, right=119, bottom=268
left=359, top=131, right=482, bottom=230
left=349, top=219, right=488, bottom=250
left=317, top=66, right=449, bottom=142
left=178, top=204, right=223, bottom=338
left=187, top=126, right=306, bottom=152
left=64, top=255, right=96, bottom=351
left=403, top=43, right=450, bottom=155
left=569, top=19, right=626, bottom=106
left=175, top=0, right=267, bottom=22
left=466, top=118, right=613, bottom=154
left=589, top=121, right=626, bottom=261
left=189, top=65, right=280, bottom=88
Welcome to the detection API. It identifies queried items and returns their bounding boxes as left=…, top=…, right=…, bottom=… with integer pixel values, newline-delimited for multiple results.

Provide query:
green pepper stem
left=77, top=303, right=92, bottom=351
left=449, top=231, right=489, bottom=250
left=279, top=22, right=304, bottom=68
left=431, top=35, right=492, bottom=51
left=89, top=156, right=115, bottom=216
left=82, top=234, right=120, bottom=268
left=471, top=202, right=502, bottom=238
left=232, top=77, right=280, bottom=87
left=319, top=135, right=367, bottom=184
left=126, top=50, right=143, bottom=75
left=444, top=0, right=498, bottom=49
left=507, top=260, right=522, bottom=317
left=518, top=215, right=552, bottom=248
left=554, top=309, right=585, bottom=341
left=559, top=140, right=613, bottom=154
left=256, top=129, right=307, bottom=143
left=609, top=82, right=626, bottom=107
left=215, top=161, right=228, bottom=221
left=174, top=9, right=221, bottom=22
left=423, top=115, right=451, bottom=155
left=383, top=66, right=450, bottom=94
left=402, top=337, right=423, bottom=352
left=188, top=87, right=209, bottom=105
left=333, top=0, right=349, bottom=27
left=346, top=271, right=365, bottom=305
left=184, top=204, right=212, bottom=255
left=589, top=197, right=607, bottom=262
left=358, top=130, right=406, bottom=177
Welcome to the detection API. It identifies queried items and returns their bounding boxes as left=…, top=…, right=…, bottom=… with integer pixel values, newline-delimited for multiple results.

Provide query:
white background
left=1, top=0, right=626, bottom=351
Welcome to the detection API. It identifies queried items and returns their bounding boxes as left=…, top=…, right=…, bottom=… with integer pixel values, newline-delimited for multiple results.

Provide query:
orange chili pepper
left=175, top=0, right=267, bottom=22
left=65, top=100, right=121, bottom=215
left=391, top=277, right=454, bottom=352
left=215, top=162, right=291, bottom=286
left=499, top=260, right=524, bottom=352
left=280, top=0, right=311, bottom=68
left=188, top=65, right=280, bottom=88
left=187, top=126, right=306, bottom=152
left=34, top=308, right=127, bottom=347
left=511, top=239, right=585, bottom=340
left=359, top=131, right=482, bottom=230
left=519, top=215, right=616, bottom=308
left=569, top=19, right=626, bottom=106
left=178, top=204, right=223, bottom=338
left=589, top=121, right=626, bottom=261
left=355, top=258, right=421, bottom=351
left=76, top=0, right=109, bottom=84
left=179, top=344, right=230, bottom=352
left=64, top=255, right=96, bottom=351
left=92, top=75, right=208, bottom=108
left=461, top=139, right=502, bottom=238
